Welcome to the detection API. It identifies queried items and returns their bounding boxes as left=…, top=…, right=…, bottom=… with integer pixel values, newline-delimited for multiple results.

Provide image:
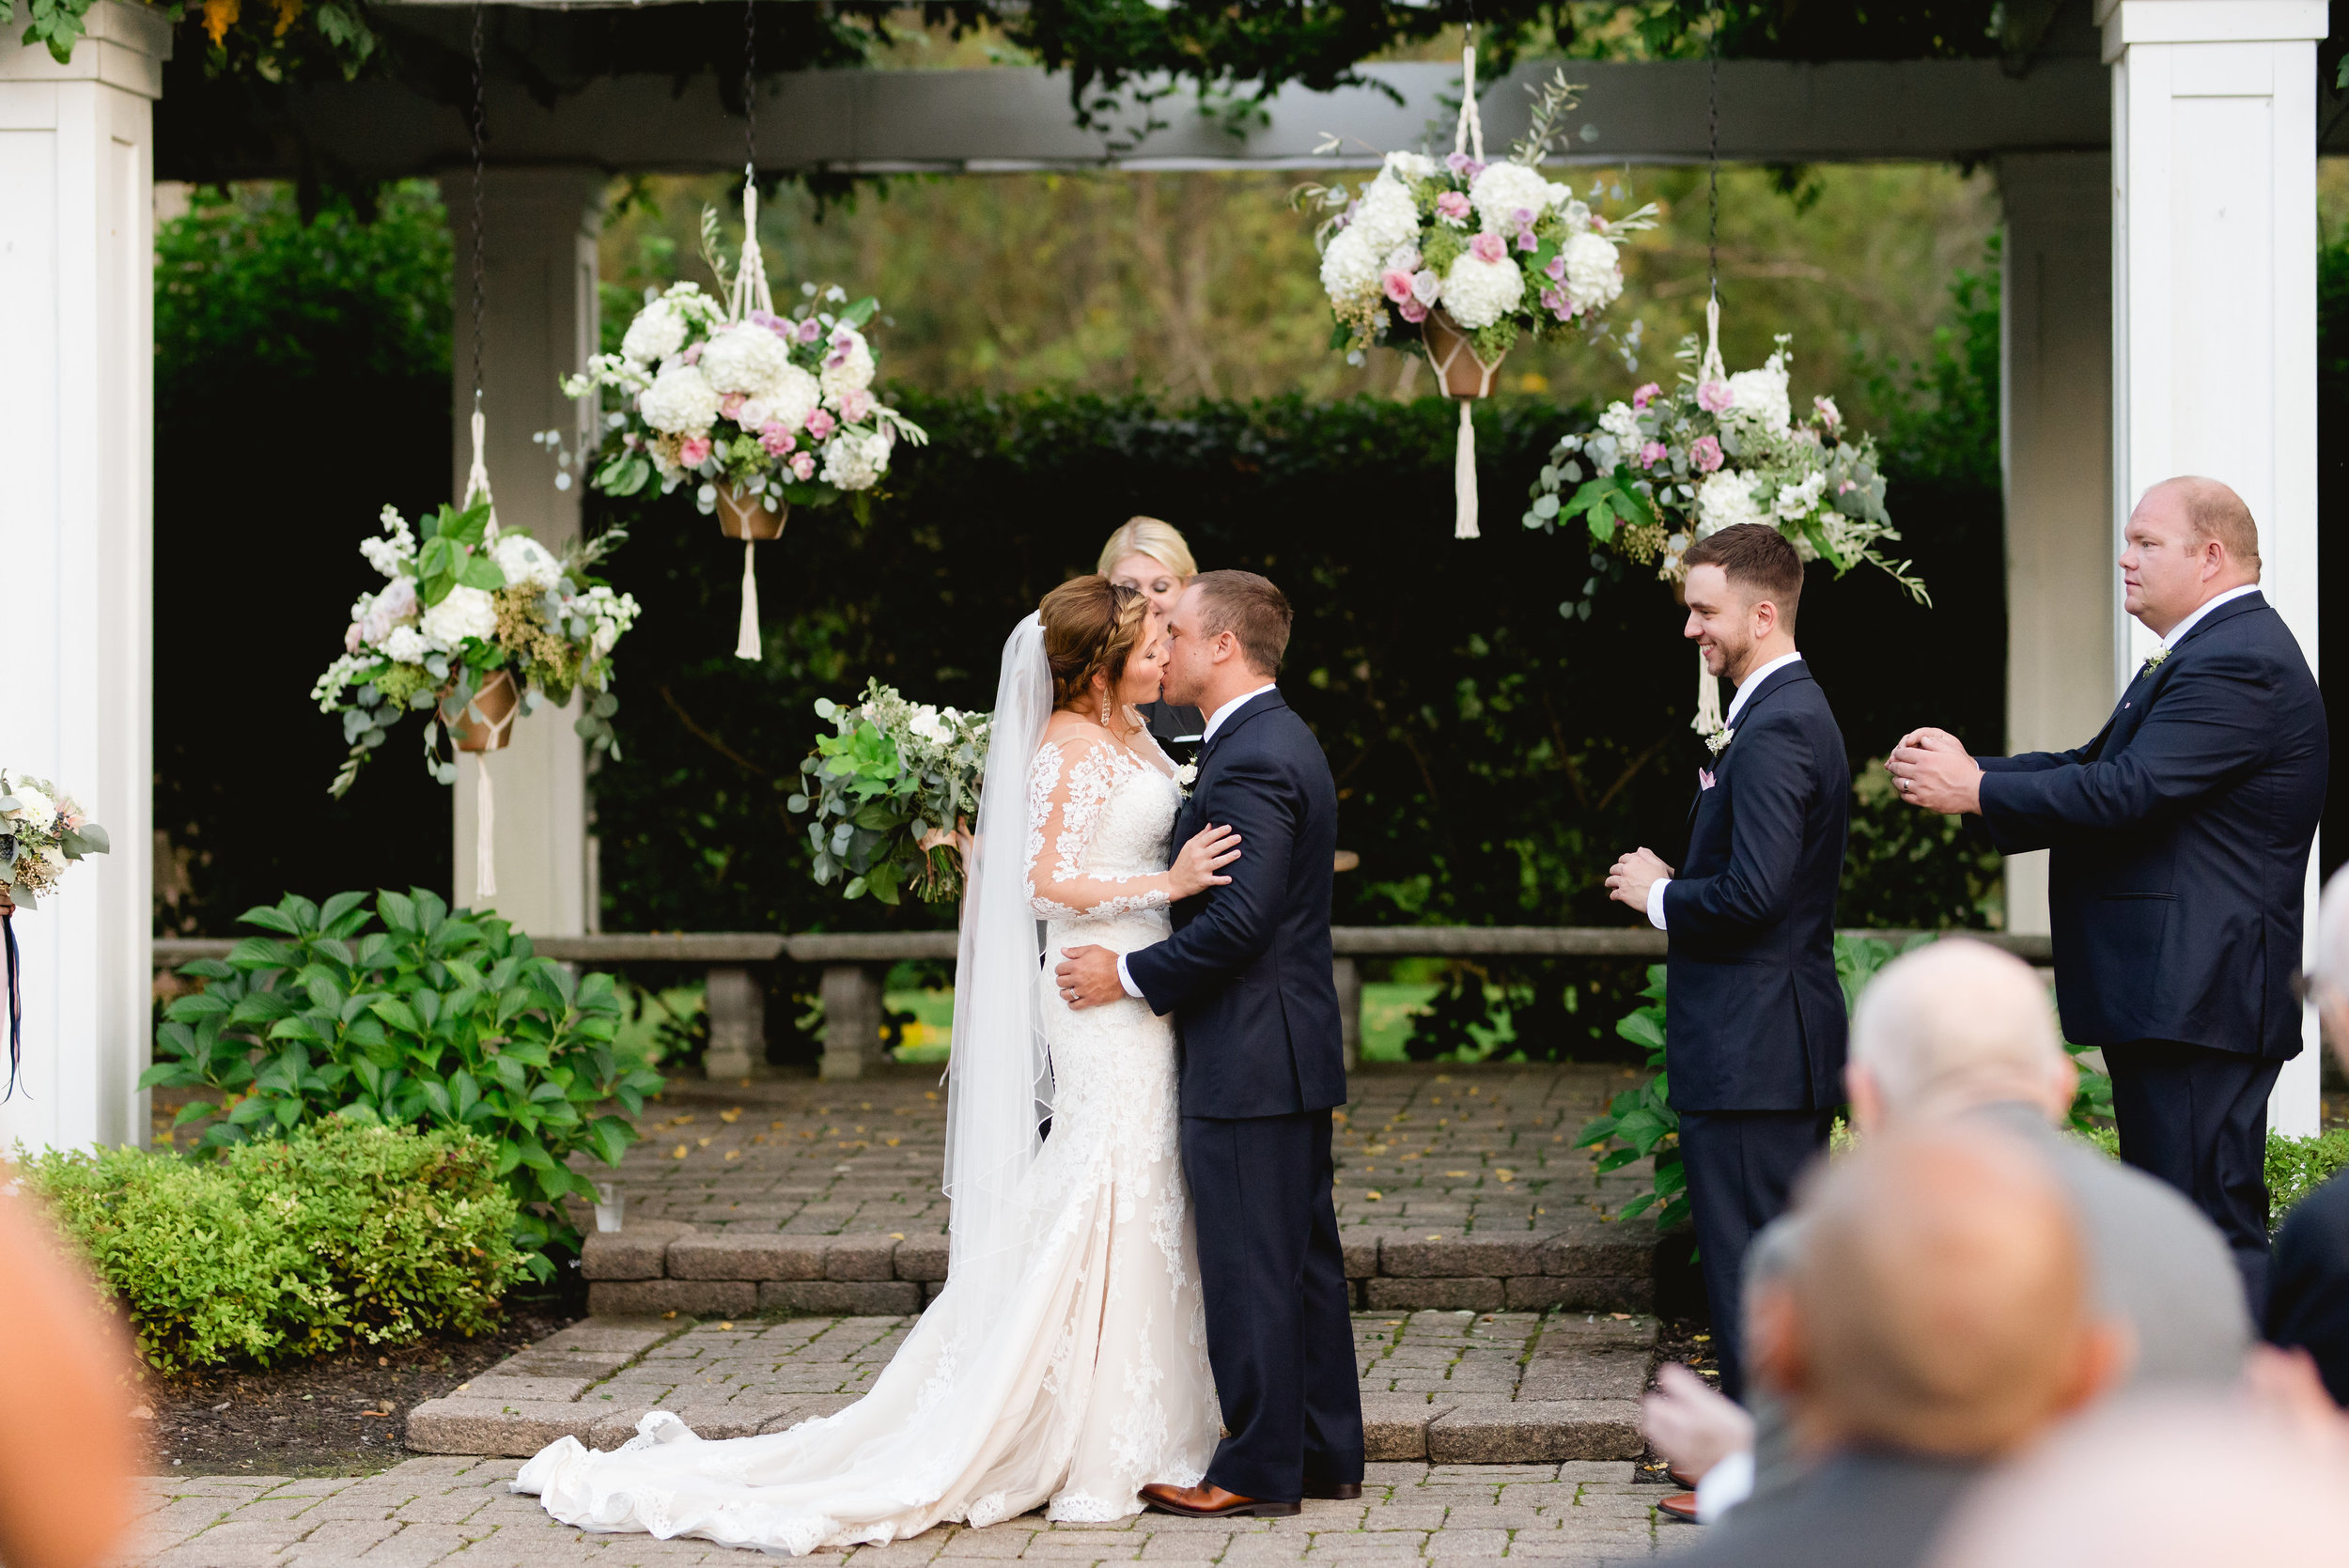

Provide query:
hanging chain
left=469, top=0, right=487, bottom=408
left=1705, top=0, right=1719, bottom=302
left=743, top=0, right=756, bottom=183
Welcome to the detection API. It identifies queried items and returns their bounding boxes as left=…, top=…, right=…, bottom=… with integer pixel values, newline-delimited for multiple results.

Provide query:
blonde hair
left=1097, top=517, right=1197, bottom=582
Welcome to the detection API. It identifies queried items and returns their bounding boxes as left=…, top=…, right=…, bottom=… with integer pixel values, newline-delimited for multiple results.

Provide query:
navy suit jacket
left=1125, top=691, right=1348, bottom=1119
left=1663, top=660, right=1851, bottom=1113
left=1978, top=592, right=2325, bottom=1060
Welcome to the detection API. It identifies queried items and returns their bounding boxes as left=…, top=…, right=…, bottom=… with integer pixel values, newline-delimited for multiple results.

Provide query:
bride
left=514, top=576, right=1244, bottom=1552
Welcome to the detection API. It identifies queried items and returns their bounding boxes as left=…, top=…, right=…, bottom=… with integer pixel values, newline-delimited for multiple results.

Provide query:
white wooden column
left=0, top=1, right=164, bottom=1151
left=442, top=166, right=604, bottom=936
left=2100, top=0, right=2327, bottom=1133
left=1998, top=152, right=2116, bottom=939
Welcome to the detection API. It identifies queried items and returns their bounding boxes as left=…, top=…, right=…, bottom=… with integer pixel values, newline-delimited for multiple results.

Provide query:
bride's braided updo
left=1038, top=576, right=1151, bottom=713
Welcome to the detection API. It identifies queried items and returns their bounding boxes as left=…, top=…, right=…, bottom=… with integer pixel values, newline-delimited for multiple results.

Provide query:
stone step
left=409, top=1309, right=1657, bottom=1467
left=581, top=1220, right=1662, bottom=1318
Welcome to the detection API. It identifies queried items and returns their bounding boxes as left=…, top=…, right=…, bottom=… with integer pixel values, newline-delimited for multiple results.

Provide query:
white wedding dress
left=513, top=722, right=1220, bottom=1554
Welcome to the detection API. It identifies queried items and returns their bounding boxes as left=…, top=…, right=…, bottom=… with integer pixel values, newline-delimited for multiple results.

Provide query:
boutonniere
left=1173, top=762, right=1199, bottom=791
left=2139, top=647, right=2170, bottom=676
left=1703, top=725, right=1735, bottom=758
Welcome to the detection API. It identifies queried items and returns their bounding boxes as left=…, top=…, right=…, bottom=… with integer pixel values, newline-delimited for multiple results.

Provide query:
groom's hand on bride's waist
left=1056, top=945, right=1128, bottom=1011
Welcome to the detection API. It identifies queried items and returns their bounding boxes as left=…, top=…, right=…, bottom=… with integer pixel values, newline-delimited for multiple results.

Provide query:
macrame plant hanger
left=719, top=0, right=782, bottom=661
left=1691, top=0, right=1729, bottom=739
left=459, top=0, right=512, bottom=899
left=1423, top=31, right=1492, bottom=540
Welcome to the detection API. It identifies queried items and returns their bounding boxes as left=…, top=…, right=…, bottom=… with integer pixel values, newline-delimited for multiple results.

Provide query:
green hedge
left=17, top=1119, right=525, bottom=1375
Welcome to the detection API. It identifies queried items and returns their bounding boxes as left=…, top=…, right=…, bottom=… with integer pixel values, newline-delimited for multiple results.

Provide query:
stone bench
left=581, top=1217, right=1662, bottom=1318
left=157, top=927, right=2050, bottom=1083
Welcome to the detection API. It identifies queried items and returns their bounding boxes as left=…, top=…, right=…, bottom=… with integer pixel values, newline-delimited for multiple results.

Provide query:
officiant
left=1888, top=476, right=2326, bottom=1314
left=1100, top=517, right=1205, bottom=763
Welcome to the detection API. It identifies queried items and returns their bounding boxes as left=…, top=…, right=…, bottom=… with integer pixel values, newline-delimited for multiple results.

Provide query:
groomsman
left=1608, top=524, right=1850, bottom=1400
left=1889, top=476, right=2326, bottom=1312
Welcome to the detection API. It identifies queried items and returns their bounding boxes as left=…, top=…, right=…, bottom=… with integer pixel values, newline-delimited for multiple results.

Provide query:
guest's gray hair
left=1849, top=939, right=2066, bottom=1116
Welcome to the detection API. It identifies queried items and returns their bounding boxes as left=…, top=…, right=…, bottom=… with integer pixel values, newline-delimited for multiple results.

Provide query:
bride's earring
left=1099, top=691, right=1112, bottom=728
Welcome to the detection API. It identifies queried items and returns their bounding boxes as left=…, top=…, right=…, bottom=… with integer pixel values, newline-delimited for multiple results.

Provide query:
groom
left=1605, top=523, right=1849, bottom=1402
left=1055, top=569, right=1362, bottom=1518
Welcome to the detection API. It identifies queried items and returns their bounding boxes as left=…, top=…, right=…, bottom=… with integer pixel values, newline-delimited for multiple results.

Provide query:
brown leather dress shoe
left=1657, top=1492, right=1700, bottom=1524
left=1140, top=1483, right=1301, bottom=1518
left=1665, top=1465, right=1700, bottom=1489
left=1304, top=1483, right=1362, bottom=1501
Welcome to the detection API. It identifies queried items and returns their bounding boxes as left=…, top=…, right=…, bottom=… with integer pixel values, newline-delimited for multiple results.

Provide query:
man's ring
left=1899, top=778, right=1910, bottom=792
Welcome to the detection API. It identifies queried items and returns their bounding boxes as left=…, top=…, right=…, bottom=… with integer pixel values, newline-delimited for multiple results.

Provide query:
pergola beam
left=167, top=55, right=2123, bottom=182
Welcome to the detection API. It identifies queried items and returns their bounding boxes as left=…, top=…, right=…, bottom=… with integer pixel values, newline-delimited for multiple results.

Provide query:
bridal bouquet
left=789, top=680, right=991, bottom=907
left=0, top=772, right=109, bottom=908
left=1523, top=330, right=1924, bottom=601
left=567, top=272, right=928, bottom=520
left=310, top=500, right=642, bottom=796
left=1296, top=72, right=1657, bottom=369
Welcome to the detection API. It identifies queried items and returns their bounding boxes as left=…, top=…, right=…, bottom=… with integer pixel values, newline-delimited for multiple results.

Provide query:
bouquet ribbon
left=3, top=909, right=20, bottom=1101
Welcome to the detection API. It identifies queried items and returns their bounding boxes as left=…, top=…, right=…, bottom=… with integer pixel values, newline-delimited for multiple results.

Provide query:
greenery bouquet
left=790, top=679, right=991, bottom=906
left=310, top=499, right=640, bottom=796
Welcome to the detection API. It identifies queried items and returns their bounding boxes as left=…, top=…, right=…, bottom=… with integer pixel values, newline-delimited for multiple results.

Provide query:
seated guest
left=1656, top=1126, right=2125, bottom=1568
left=2264, top=862, right=2349, bottom=1404
left=1928, top=1393, right=2349, bottom=1568
left=1097, top=516, right=1204, bottom=755
left=1646, top=939, right=2248, bottom=1525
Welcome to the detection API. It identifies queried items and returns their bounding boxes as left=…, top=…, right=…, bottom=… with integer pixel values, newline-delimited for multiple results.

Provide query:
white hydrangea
left=1695, top=471, right=1766, bottom=536
left=620, top=299, right=690, bottom=365
left=700, top=321, right=796, bottom=396
left=1561, top=232, right=1624, bottom=311
left=419, top=584, right=499, bottom=648
left=1470, top=161, right=1555, bottom=232
left=1439, top=250, right=1525, bottom=330
left=1318, top=225, right=1382, bottom=305
left=1349, top=175, right=1422, bottom=256
left=383, top=626, right=431, bottom=664
left=819, top=428, right=892, bottom=491
left=1598, top=401, right=1643, bottom=446
left=492, top=532, right=565, bottom=594
left=739, top=363, right=822, bottom=431
left=820, top=329, right=878, bottom=399
left=1772, top=471, right=1828, bottom=522
left=638, top=363, right=723, bottom=435
left=1384, top=150, right=1440, bottom=182
left=1726, top=353, right=1794, bottom=433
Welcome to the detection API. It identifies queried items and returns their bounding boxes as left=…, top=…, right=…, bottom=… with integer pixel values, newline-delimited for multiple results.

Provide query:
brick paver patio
left=128, top=1456, right=1671, bottom=1567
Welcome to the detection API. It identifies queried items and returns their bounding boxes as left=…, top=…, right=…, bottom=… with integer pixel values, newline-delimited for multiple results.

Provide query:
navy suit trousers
left=1678, top=1109, right=1834, bottom=1402
left=2107, top=1040, right=2280, bottom=1317
left=1180, top=1110, right=1363, bottom=1501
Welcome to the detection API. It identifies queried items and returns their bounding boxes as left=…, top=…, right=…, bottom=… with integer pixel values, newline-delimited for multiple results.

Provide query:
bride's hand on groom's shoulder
left=1169, top=823, right=1242, bottom=901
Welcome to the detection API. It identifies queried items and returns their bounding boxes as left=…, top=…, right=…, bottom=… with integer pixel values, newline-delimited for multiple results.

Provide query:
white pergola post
left=0, top=1, right=164, bottom=1151
left=1998, top=151, right=2116, bottom=939
left=2101, top=0, right=2327, bottom=1134
left=442, top=166, right=605, bottom=937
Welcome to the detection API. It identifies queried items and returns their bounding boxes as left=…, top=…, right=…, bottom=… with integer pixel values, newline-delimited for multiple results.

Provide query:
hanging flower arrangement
left=311, top=498, right=640, bottom=799
left=1295, top=63, right=1655, bottom=537
left=1523, top=313, right=1923, bottom=602
left=566, top=189, right=927, bottom=659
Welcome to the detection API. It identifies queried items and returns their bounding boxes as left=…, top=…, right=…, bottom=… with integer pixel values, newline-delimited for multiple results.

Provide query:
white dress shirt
left=1114, top=685, right=1281, bottom=1000
left=2154, top=582, right=2261, bottom=656
left=1644, top=653, right=1805, bottom=932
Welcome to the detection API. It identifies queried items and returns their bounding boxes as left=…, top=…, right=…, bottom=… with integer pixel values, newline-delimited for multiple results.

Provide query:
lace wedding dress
left=514, top=726, right=1220, bottom=1554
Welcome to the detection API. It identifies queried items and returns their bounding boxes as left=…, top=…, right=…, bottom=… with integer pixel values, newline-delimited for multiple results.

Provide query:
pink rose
left=1436, top=192, right=1471, bottom=224
left=759, top=420, right=796, bottom=457
left=1631, top=382, right=1662, bottom=411
left=789, top=451, right=817, bottom=481
left=1691, top=435, right=1724, bottom=473
left=1640, top=442, right=1669, bottom=468
left=679, top=343, right=704, bottom=366
left=1398, top=298, right=1429, bottom=324
left=1470, top=232, right=1507, bottom=264
left=837, top=387, right=875, bottom=423
left=1382, top=269, right=1416, bottom=304
left=804, top=408, right=837, bottom=442
left=721, top=393, right=747, bottom=420
left=679, top=435, right=712, bottom=466
left=1698, top=381, right=1734, bottom=413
